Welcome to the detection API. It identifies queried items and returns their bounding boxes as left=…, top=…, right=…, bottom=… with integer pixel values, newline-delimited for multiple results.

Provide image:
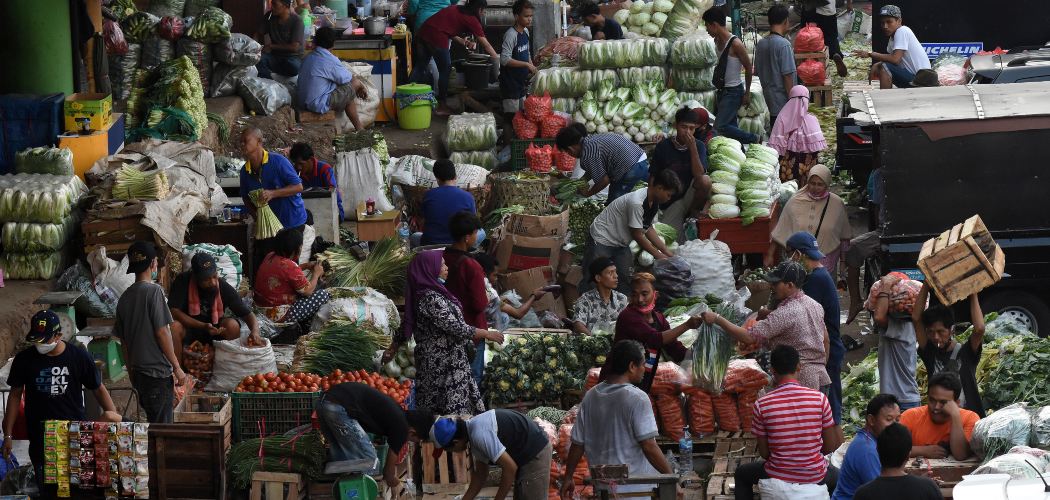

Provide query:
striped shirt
left=751, top=381, right=834, bottom=484
left=580, top=134, right=644, bottom=183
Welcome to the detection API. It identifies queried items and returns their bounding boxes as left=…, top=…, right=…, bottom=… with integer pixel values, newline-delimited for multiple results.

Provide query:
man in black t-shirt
left=650, top=107, right=712, bottom=231
left=3, top=310, right=122, bottom=494
left=255, top=0, right=305, bottom=78
left=316, top=383, right=435, bottom=490
left=854, top=423, right=943, bottom=500
left=912, top=283, right=985, bottom=415
left=169, top=253, right=261, bottom=363
left=578, top=2, right=623, bottom=40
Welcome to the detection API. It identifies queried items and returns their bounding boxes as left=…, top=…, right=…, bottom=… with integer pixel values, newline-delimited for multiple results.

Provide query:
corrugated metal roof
left=847, top=81, right=1050, bottom=125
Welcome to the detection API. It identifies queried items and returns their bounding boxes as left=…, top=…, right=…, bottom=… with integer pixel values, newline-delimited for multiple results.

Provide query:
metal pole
left=731, top=0, right=742, bottom=37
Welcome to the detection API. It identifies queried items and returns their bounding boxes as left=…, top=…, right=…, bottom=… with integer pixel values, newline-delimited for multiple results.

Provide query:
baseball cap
left=126, top=241, right=157, bottom=274
left=26, top=310, right=62, bottom=343
left=879, top=4, right=901, bottom=18
left=191, top=252, right=219, bottom=279
left=429, top=418, right=458, bottom=458
left=911, top=68, right=940, bottom=88
left=764, top=261, right=807, bottom=287
left=785, top=231, right=824, bottom=260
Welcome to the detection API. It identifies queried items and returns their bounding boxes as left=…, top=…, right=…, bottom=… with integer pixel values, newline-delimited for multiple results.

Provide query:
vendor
left=255, top=0, right=304, bottom=79
left=474, top=253, right=548, bottom=332
left=3, top=311, right=122, bottom=496
left=168, top=253, right=262, bottom=360
left=316, top=382, right=435, bottom=487
left=579, top=169, right=681, bottom=296
left=556, top=124, right=650, bottom=203
left=900, top=372, right=979, bottom=461
left=570, top=257, right=629, bottom=335
left=852, top=5, right=930, bottom=90
left=913, top=285, right=985, bottom=415
left=577, top=1, right=623, bottom=40
left=832, top=394, right=902, bottom=500
left=289, top=142, right=345, bottom=222
left=411, top=0, right=501, bottom=116
left=254, top=227, right=331, bottom=330
left=415, top=160, right=485, bottom=247
left=432, top=410, right=551, bottom=500
left=700, top=261, right=831, bottom=391
left=650, top=107, right=713, bottom=231
left=768, top=86, right=828, bottom=185
left=297, top=27, right=369, bottom=132
left=239, top=127, right=308, bottom=281
left=600, top=273, right=700, bottom=392
left=499, top=0, right=537, bottom=123
left=766, top=165, right=852, bottom=280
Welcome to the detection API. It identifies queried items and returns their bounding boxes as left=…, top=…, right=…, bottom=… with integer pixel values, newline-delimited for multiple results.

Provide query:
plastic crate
left=510, top=138, right=555, bottom=170
left=232, top=391, right=321, bottom=442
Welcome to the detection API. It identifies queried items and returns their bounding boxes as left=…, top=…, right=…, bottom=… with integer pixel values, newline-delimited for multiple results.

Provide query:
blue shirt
left=239, top=151, right=309, bottom=229
left=408, top=0, right=453, bottom=31
left=831, top=429, right=881, bottom=500
left=421, top=185, right=476, bottom=245
left=301, top=159, right=344, bottom=221
left=297, top=47, right=353, bottom=114
left=803, top=266, right=841, bottom=343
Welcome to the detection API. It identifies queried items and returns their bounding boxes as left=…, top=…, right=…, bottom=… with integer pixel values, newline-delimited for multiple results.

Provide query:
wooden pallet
left=704, top=435, right=759, bottom=500
left=794, top=50, right=829, bottom=62
left=843, top=80, right=876, bottom=94
left=808, top=82, right=834, bottom=107
left=419, top=442, right=471, bottom=485
left=250, top=471, right=305, bottom=500
left=917, top=214, right=1005, bottom=305
left=658, top=431, right=752, bottom=455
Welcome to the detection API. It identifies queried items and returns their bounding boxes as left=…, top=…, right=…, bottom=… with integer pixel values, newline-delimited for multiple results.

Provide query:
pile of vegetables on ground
left=126, top=56, right=208, bottom=141
left=318, top=237, right=411, bottom=299
left=571, top=80, right=680, bottom=143
left=234, top=369, right=412, bottom=408
left=484, top=333, right=611, bottom=405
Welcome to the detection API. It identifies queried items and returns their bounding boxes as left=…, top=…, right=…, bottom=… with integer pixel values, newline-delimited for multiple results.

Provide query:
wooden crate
left=175, top=393, right=231, bottom=425
left=917, top=215, right=1005, bottom=305
left=250, top=471, right=305, bottom=500
left=703, top=434, right=759, bottom=500
left=905, top=457, right=978, bottom=499
left=419, top=442, right=471, bottom=485
left=149, top=423, right=228, bottom=500
left=808, top=83, right=834, bottom=107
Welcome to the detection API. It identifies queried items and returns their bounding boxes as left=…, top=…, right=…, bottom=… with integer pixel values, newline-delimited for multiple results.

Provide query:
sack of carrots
left=548, top=460, right=564, bottom=500
left=556, top=423, right=573, bottom=458
left=722, top=359, right=770, bottom=394
left=737, top=391, right=760, bottom=432
left=654, top=362, right=690, bottom=386
left=682, top=387, right=716, bottom=434
left=651, top=383, right=686, bottom=440
left=713, top=392, right=740, bottom=432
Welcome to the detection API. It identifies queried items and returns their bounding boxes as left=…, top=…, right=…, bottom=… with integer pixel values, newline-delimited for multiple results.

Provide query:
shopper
left=555, top=124, right=650, bottom=203
left=432, top=410, right=552, bottom=500
left=499, top=0, right=537, bottom=118
left=474, top=253, right=548, bottom=332
left=316, top=382, right=435, bottom=488
left=602, top=273, right=701, bottom=393
left=852, top=5, right=931, bottom=89
left=3, top=310, right=122, bottom=495
left=733, top=345, right=842, bottom=500
left=870, top=273, right=922, bottom=411
left=754, top=4, right=797, bottom=125
left=254, top=227, right=331, bottom=330
left=296, top=26, right=369, bottom=132
left=169, top=253, right=262, bottom=362
left=768, top=86, right=828, bottom=185
left=701, top=261, right=831, bottom=392
left=578, top=169, right=681, bottom=295
left=853, top=423, right=944, bottom=500
left=113, top=241, right=188, bottom=423
left=570, top=257, right=629, bottom=335
left=443, top=211, right=490, bottom=384
left=832, top=394, right=901, bottom=500
left=255, top=0, right=304, bottom=79
left=786, top=231, right=845, bottom=423
left=415, top=160, right=484, bottom=247
left=288, top=142, right=344, bottom=222
left=800, top=0, right=852, bottom=77
left=702, top=7, right=759, bottom=145
left=561, top=340, right=674, bottom=498
left=412, top=0, right=500, bottom=115
left=913, top=285, right=986, bottom=415
left=900, top=372, right=979, bottom=461
left=767, top=165, right=851, bottom=280
left=578, top=1, right=623, bottom=40
left=650, top=107, right=713, bottom=230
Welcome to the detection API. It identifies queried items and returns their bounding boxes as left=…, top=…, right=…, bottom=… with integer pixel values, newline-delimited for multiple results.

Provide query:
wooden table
left=355, top=203, right=400, bottom=242
left=906, top=457, right=979, bottom=499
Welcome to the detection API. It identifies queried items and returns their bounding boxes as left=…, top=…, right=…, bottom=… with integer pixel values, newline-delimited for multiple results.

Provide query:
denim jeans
left=826, top=337, right=846, bottom=424
left=132, top=372, right=174, bottom=424
left=411, top=42, right=452, bottom=99
left=607, top=158, right=650, bottom=203
left=883, top=62, right=916, bottom=88
left=257, top=53, right=302, bottom=79
left=315, top=400, right=378, bottom=463
left=715, top=84, right=759, bottom=144
left=579, top=235, right=633, bottom=296
left=898, top=400, right=921, bottom=410
left=470, top=341, right=486, bottom=389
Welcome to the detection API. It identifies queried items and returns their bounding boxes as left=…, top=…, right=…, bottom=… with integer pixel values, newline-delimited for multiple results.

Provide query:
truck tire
left=980, top=290, right=1050, bottom=338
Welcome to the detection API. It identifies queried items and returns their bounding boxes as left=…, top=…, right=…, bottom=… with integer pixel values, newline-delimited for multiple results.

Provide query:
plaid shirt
left=580, top=134, right=644, bottom=182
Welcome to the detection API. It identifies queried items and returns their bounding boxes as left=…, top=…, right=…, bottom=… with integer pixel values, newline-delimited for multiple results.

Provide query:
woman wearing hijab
left=768, top=85, right=828, bottom=185
left=387, top=250, right=504, bottom=415
left=599, top=273, right=701, bottom=392
left=766, top=164, right=852, bottom=280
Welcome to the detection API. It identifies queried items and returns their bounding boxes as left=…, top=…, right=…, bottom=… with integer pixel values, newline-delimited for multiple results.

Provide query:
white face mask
left=35, top=341, right=58, bottom=354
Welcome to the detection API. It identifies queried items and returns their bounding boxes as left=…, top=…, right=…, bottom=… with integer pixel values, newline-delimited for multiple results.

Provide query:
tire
left=980, top=290, right=1050, bottom=338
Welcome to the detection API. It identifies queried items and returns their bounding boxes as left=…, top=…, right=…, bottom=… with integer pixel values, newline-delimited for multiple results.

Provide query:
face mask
left=35, top=341, right=58, bottom=354
left=437, top=277, right=446, bottom=285
left=151, top=269, right=159, bottom=281
left=635, top=291, right=658, bottom=314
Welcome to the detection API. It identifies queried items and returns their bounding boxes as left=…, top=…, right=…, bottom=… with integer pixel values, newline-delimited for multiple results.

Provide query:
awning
left=847, top=81, right=1050, bottom=126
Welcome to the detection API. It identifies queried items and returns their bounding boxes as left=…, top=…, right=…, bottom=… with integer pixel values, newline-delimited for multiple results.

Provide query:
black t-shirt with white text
left=918, top=340, right=983, bottom=415
left=168, top=272, right=252, bottom=326
left=6, top=343, right=101, bottom=439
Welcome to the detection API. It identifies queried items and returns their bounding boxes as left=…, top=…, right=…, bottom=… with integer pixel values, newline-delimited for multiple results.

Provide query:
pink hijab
left=768, top=85, right=827, bottom=155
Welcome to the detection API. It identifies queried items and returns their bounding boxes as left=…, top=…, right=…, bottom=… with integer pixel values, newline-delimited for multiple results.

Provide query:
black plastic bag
left=653, top=255, right=693, bottom=309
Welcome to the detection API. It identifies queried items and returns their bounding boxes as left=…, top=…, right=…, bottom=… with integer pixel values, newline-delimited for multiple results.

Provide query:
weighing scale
left=33, top=291, right=83, bottom=338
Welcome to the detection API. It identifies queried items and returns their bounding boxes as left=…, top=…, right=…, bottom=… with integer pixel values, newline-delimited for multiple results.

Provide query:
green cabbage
left=603, top=99, right=623, bottom=120
left=618, top=66, right=666, bottom=87
left=711, top=194, right=737, bottom=205
left=621, top=102, right=645, bottom=120
left=709, top=203, right=740, bottom=219
left=633, top=12, right=651, bottom=25
left=670, top=66, right=715, bottom=91
left=740, top=159, right=776, bottom=180
left=711, top=182, right=736, bottom=195
left=613, top=9, right=630, bottom=25
left=708, top=136, right=741, bottom=154
left=737, top=188, right=771, bottom=202
left=653, top=0, right=674, bottom=13
left=708, top=154, right=741, bottom=174
left=740, top=206, right=771, bottom=226
left=711, top=144, right=746, bottom=165
left=654, top=222, right=678, bottom=245
left=581, top=100, right=599, bottom=121
left=709, top=170, right=739, bottom=185
left=670, top=33, right=718, bottom=68
left=737, top=180, right=771, bottom=192
left=446, top=113, right=498, bottom=151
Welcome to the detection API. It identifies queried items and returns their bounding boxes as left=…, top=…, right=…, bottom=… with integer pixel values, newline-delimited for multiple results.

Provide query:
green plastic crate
left=510, top=138, right=555, bottom=170
left=232, top=391, right=321, bottom=442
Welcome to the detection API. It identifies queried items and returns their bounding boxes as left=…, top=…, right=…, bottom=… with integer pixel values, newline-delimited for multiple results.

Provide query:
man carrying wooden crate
left=912, top=284, right=986, bottom=415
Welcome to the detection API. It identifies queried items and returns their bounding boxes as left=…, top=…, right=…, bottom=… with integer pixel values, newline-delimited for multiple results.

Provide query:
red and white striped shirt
left=750, top=381, right=834, bottom=483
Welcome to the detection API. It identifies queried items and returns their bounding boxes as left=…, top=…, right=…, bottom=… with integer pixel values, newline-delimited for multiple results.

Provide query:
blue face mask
left=437, top=277, right=446, bottom=285
left=151, top=269, right=159, bottom=281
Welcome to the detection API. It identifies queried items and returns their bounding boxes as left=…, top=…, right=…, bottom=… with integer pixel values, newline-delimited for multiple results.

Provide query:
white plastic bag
left=758, top=478, right=829, bottom=500
left=237, top=76, right=291, bottom=116
left=677, top=230, right=734, bottom=299
left=206, top=337, right=278, bottom=392
left=333, top=62, right=381, bottom=130
left=87, top=247, right=134, bottom=297
left=335, top=149, right=394, bottom=217
left=311, top=287, right=401, bottom=335
left=299, top=224, right=315, bottom=264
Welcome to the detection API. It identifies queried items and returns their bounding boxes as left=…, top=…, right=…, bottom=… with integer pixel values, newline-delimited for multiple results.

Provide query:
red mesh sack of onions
left=513, top=111, right=538, bottom=139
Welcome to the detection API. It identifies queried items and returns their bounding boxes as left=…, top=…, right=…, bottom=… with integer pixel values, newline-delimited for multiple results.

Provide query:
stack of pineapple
left=484, top=333, right=611, bottom=406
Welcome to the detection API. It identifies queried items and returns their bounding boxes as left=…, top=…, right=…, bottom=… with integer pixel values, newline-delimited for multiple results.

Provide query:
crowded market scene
left=2, top=0, right=1050, bottom=498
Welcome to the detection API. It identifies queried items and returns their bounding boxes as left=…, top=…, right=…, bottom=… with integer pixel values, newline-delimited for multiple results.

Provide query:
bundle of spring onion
left=227, top=430, right=326, bottom=489
left=319, top=237, right=410, bottom=298
left=112, top=166, right=170, bottom=200
left=249, top=189, right=283, bottom=239
left=553, top=179, right=589, bottom=205
left=483, top=205, right=525, bottom=230
left=300, top=319, right=389, bottom=375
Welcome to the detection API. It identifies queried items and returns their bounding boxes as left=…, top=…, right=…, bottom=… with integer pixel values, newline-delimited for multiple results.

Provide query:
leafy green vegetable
left=692, top=301, right=744, bottom=393
left=446, top=113, right=498, bottom=151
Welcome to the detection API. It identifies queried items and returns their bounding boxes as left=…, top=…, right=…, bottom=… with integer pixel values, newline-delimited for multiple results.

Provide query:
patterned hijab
left=401, top=250, right=461, bottom=341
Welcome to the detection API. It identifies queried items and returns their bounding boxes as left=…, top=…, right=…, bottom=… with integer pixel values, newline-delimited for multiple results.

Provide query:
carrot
left=683, top=387, right=716, bottom=434
left=654, top=362, right=688, bottom=385
left=736, top=391, right=760, bottom=433
left=723, top=360, right=771, bottom=394
left=713, top=393, right=740, bottom=432
left=651, top=389, right=685, bottom=440
left=585, top=368, right=601, bottom=392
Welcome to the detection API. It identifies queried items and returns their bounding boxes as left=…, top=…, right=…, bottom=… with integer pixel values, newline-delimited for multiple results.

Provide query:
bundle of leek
left=318, top=237, right=410, bottom=299
left=249, top=189, right=283, bottom=239
left=112, top=166, right=170, bottom=200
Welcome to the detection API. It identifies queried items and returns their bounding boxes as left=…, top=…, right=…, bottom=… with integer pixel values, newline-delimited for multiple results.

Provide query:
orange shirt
left=900, top=406, right=981, bottom=446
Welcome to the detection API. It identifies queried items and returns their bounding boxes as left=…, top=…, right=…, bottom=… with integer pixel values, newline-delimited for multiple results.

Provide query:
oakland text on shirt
left=35, top=365, right=72, bottom=396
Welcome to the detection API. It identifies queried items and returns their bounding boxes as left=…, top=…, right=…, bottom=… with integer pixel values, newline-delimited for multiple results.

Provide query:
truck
left=842, top=82, right=1050, bottom=335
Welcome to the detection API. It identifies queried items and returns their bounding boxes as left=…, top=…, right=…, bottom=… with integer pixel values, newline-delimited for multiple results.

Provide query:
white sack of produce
left=577, top=37, right=670, bottom=69
left=237, top=76, right=291, bottom=116
left=970, top=403, right=1032, bottom=460
left=678, top=232, right=734, bottom=299
left=181, top=243, right=244, bottom=289
left=311, top=287, right=401, bottom=335
left=661, top=0, right=714, bottom=41
left=336, top=149, right=394, bottom=214
left=971, top=446, right=1050, bottom=480
left=758, top=478, right=829, bottom=500
left=206, top=337, right=278, bottom=392
left=389, top=155, right=489, bottom=188
left=343, top=62, right=381, bottom=129
left=445, top=113, right=498, bottom=152
left=211, top=64, right=257, bottom=98
left=214, top=33, right=262, bottom=66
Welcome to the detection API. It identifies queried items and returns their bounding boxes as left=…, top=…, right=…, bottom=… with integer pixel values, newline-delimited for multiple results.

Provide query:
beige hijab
left=771, top=165, right=852, bottom=253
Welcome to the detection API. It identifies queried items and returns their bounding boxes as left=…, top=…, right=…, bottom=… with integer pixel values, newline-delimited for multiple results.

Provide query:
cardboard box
left=505, top=211, right=570, bottom=238
left=561, top=265, right=584, bottom=313
left=63, top=93, right=112, bottom=133
left=498, top=266, right=566, bottom=317
left=494, top=233, right=563, bottom=273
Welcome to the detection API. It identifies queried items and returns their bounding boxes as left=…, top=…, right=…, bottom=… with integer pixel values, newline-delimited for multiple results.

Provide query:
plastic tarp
left=237, top=76, right=291, bottom=116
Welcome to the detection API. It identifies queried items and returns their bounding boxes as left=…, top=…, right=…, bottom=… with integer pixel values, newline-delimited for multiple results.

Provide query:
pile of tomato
left=234, top=369, right=413, bottom=408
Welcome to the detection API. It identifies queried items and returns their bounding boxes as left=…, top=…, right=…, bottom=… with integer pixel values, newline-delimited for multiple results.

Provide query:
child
left=912, top=285, right=986, bottom=415
left=500, top=0, right=537, bottom=138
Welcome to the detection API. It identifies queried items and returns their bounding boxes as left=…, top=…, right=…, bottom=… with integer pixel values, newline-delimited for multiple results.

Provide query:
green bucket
left=395, top=84, right=435, bottom=131
left=335, top=474, right=378, bottom=500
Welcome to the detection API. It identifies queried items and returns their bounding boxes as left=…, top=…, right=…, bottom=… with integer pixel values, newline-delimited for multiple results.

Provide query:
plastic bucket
left=395, top=83, right=434, bottom=130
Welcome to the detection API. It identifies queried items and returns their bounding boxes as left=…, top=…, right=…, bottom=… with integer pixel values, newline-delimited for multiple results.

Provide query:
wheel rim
left=997, top=307, right=1037, bottom=333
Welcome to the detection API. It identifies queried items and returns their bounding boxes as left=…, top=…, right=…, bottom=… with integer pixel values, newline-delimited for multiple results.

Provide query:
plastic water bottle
left=678, top=427, right=693, bottom=476
left=397, top=221, right=410, bottom=246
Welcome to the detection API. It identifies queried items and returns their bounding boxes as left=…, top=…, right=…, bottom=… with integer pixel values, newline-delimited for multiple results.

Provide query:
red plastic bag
left=513, top=111, right=538, bottom=139
left=539, top=113, right=568, bottom=138
left=158, top=16, right=185, bottom=41
left=795, top=23, right=825, bottom=53
left=798, top=59, right=827, bottom=85
left=555, top=150, right=576, bottom=172
left=524, top=93, right=553, bottom=122
left=104, top=19, right=129, bottom=55
left=526, top=143, right=554, bottom=173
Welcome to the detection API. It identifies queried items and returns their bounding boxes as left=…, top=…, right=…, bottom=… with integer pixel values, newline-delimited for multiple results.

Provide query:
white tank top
left=722, top=39, right=743, bottom=88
